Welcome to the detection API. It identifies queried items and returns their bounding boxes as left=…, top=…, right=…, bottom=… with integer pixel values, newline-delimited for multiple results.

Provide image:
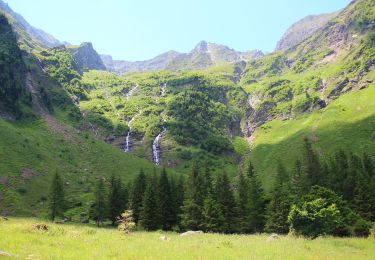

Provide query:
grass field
left=1, top=218, right=375, bottom=259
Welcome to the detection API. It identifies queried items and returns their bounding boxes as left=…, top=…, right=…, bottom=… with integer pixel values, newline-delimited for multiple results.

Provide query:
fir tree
left=265, top=162, right=291, bottom=234
left=140, top=175, right=160, bottom=231
left=216, top=173, right=238, bottom=233
left=180, top=165, right=205, bottom=230
left=171, top=174, right=185, bottom=228
left=108, top=175, right=127, bottom=225
left=93, top=178, right=107, bottom=227
left=48, top=172, right=65, bottom=221
left=130, top=169, right=146, bottom=224
left=202, top=192, right=225, bottom=232
left=247, top=167, right=266, bottom=233
left=301, top=138, right=323, bottom=188
left=158, top=168, right=174, bottom=230
left=236, top=171, right=249, bottom=233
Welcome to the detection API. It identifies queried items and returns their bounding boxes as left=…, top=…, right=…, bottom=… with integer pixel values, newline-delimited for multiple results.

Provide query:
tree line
left=48, top=138, right=375, bottom=237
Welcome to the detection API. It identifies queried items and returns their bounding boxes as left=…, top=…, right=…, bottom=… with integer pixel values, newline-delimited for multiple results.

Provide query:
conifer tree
left=265, top=162, right=291, bottom=234
left=158, top=168, right=174, bottom=230
left=93, top=178, right=107, bottom=227
left=181, top=165, right=205, bottom=230
left=48, top=172, right=65, bottom=221
left=108, top=175, right=127, bottom=225
left=236, top=171, right=249, bottom=233
left=301, top=138, right=323, bottom=188
left=216, top=173, right=238, bottom=233
left=202, top=191, right=224, bottom=233
left=140, top=175, right=160, bottom=230
left=130, top=169, right=146, bottom=224
left=171, top=174, right=185, bottom=228
left=247, top=166, right=266, bottom=233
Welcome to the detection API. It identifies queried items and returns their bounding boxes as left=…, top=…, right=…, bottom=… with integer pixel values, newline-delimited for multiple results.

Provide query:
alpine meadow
left=0, top=0, right=374, bottom=259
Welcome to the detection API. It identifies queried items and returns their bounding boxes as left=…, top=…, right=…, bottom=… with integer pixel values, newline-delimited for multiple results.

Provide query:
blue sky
left=6, top=0, right=350, bottom=61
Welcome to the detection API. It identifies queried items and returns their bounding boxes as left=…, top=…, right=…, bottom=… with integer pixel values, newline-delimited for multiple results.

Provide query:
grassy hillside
left=250, top=85, right=375, bottom=190
left=1, top=218, right=375, bottom=259
left=0, top=116, right=160, bottom=217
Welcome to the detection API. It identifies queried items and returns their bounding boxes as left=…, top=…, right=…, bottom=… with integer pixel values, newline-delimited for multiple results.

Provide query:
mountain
left=0, top=0, right=374, bottom=219
left=0, top=0, right=61, bottom=51
left=67, top=42, right=106, bottom=73
left=275, top=12, right=339, bottom=51
left=101, top=50, right=181, bottom=73
left=101, top=41, right=263, bottom=74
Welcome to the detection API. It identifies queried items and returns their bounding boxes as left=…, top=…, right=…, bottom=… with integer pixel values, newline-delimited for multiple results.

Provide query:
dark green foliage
left=158, top=168, right=174, bottom=230
left=47, top=172, right=65, bottom=221
left=167, top=90, right=232, bottom=154
left=289, top=186, right=371, bottom=238
left=215, top=173, right=238, bottom=233
left=247, top=164, right=266, bottom=233
left=0, top=14, right=26, bottom=114
left=265, top=162, right=291, bottom=234
left=180, top=166, right=205, bottom=230
left=130, top=169, right=146, bottom=223
left=301, top=138, right=324, bottom=189
left=202, top=192, right=225, bottom=233
left=140, top=175, right=160, bottom=231
left=236, top=171, right=249, bottom=232
left=92, top=178, right=107, bottom=226
left=108, top=174, right=127, bottom=225
left=170, top=174, right=185, bottom=228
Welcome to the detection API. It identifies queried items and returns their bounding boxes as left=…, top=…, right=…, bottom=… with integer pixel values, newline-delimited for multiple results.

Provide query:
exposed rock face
left=101, top=50, right=181, bottom=74
left=275, top=12, right=339, bottom=51
left=67, top=42, right=106, bottom=73
left=101, top=41, right=263, bottom=74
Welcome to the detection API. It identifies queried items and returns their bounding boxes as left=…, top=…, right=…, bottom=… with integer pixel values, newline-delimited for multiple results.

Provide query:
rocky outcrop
left=275, top=12, right=338, bottom=51
left=101, top=41, right=263, bottom=74
left=68, top=42, right=106, bottom=73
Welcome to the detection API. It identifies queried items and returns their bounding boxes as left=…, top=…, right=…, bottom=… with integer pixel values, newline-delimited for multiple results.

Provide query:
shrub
left=117, top=210, right=136, bottom=234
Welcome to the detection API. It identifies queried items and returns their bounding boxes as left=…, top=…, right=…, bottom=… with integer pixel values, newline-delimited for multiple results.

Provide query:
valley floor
left=1, top=219, right=374, bottom=259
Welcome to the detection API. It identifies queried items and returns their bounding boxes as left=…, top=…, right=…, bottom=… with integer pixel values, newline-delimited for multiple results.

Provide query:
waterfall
left=152, top=127, right=166, bottom=165
left=126, top=84, right=138, bottom=101
left=124, top=113, right=139, bottom=152
left=161, top=83, right=167, bottom=96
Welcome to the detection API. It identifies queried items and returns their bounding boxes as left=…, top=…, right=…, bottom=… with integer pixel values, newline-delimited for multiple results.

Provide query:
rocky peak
left=67, top=42, right=106, bottom=73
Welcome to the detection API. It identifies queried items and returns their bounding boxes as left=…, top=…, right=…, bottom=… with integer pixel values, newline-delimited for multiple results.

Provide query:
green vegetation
left=0, top=14, right=27, bottom=115
left=1, top=218, right=375, bottom=259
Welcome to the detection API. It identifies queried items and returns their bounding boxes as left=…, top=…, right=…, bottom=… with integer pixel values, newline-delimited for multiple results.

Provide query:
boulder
left=180, top=230, right=203, bottom=237
left=266, top=233, right=279, bottom=242
left=159, top=235, right=170, bottom=241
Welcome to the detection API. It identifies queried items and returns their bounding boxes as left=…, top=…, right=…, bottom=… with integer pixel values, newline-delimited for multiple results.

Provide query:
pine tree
left=265, top=162, right=291, bottom=234
left=171, top=174, right=185, bottom=228
left=180, top=165, right=205, bottom=230
left=202, top=191, right=225, bottom=233
left=290, top=160, right=303, bottom=200
left=158, top=168, right=174, bottom=230
left=130, top=169, right=146, bottom=224
left=216, top=173, right=238, bottom=233
left=140, top=175, right=160, bottom=231
left=93, top=178, right=107, bottom=227
left=108, top=175, right=127, bottom=225
left=48, top=172, right=65, bottom=221
left=301, top=138, right=323, bottom=188
left=247, top=166, right=266, bottom=233
left=236, top=171, right=249, bottom=233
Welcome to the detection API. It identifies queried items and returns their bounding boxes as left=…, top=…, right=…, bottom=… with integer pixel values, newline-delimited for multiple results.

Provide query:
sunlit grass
left=1, top=218, right=374, bottom=259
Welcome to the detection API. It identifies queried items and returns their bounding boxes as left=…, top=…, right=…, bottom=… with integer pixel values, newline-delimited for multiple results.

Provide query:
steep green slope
left=250, top=85, right=375, bottom=190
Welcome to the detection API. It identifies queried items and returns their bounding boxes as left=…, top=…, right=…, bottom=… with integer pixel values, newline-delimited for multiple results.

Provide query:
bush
left=353, top=219, right=372, bottom=237
left=288, top=186, right=367, bottom=238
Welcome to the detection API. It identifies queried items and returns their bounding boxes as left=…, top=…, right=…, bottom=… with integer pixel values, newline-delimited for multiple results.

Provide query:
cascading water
left=124, top=113, right=139, bottom=152
left=152, top=126, right=166, bottom=165
left=161, top=83, right=167, bottom=96
left=126, top=84, right=138, bottom=101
